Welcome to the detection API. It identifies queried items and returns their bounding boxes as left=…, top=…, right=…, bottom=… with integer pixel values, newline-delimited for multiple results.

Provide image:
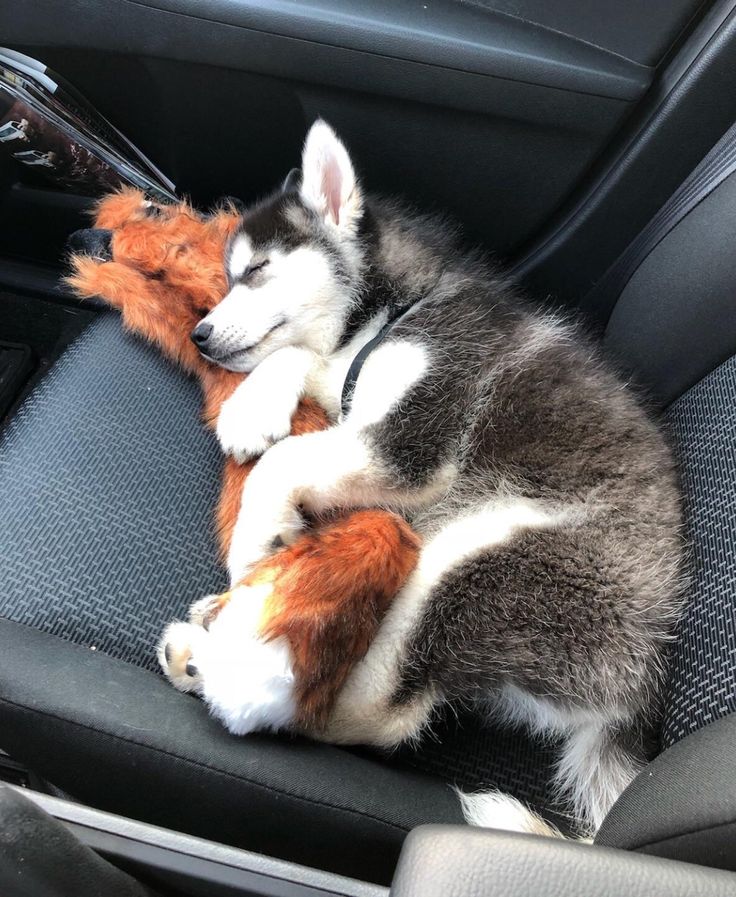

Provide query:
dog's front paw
left=157, top=621, right=207, bottom=694
left=216, top=386, right=293, bottom=462
left=226, top=517, right=303, bottom=584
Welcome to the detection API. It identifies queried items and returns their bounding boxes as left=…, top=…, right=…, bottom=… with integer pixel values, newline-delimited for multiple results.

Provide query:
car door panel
left=0, top=0, right=714, bottom=277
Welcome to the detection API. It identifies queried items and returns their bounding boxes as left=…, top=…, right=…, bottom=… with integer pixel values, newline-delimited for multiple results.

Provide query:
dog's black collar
left=340, top=303, right=417, bottom=417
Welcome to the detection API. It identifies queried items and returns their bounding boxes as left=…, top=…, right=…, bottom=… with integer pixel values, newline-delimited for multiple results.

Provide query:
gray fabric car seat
left=0, top=314, right=227, bottom=670
left=2, top=145, right=736, bottom=884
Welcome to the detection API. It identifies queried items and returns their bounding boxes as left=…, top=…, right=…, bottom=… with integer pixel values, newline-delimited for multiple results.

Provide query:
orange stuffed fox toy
left=67, top=187, right=420, bottom=731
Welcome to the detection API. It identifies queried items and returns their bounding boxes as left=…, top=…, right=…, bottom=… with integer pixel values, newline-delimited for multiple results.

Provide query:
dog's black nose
left=66, top=227, right=113, bottom=261
left=191, top=322, right=213, bottom=348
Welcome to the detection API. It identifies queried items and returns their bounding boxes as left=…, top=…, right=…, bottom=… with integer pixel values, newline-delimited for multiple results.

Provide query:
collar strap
left=341, top=303, right=416, bottom=417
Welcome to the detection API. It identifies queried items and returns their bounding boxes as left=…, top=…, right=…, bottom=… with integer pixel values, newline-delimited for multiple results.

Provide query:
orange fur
left=66, top=188, right=421, bottom=727
left=257, top=511, right=421, bottom=729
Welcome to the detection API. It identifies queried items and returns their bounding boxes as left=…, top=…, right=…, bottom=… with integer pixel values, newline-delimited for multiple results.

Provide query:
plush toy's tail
left=245, top=510, right=422, bottom=729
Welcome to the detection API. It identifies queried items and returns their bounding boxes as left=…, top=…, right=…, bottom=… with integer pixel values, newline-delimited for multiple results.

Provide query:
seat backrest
left=593, top=143, right=736, bottom=870
left=602, top=164, right=736, bottom=752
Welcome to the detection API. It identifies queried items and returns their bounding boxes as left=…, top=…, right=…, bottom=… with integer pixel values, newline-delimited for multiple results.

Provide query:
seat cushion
left=0, top=311, right=589, bottom=878
left=0, top=313, right=471, bottom=884
left=660, top=354, right=736, bottom=748
left=0, top=617, right=466, bottom=884
left=0, top=312, right=227, bottom=669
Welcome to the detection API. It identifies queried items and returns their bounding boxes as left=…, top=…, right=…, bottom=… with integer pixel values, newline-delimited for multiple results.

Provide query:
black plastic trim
left=513, top=0, right=736, bottom=313
left=0, top=0, right=636, bottom=119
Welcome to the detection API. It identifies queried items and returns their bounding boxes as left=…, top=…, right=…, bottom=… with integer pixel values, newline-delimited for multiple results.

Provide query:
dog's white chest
left=305, top=314, right=389, bottom=419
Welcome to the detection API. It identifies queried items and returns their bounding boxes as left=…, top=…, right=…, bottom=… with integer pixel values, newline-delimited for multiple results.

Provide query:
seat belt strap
left=584, top=119, right=736, bottom=325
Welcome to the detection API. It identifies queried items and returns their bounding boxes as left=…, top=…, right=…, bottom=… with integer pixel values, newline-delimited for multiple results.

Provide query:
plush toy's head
left=66, top=187, right=242, bottom=373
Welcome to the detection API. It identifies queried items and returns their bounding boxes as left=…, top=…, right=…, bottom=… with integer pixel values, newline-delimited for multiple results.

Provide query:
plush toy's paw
left=188, top=593, right=230, bottom=629
left=198, top=594, right=296, bottom=735
left=158, top=587, right=297, bottom=736
left=157, top=621, right=207, bottom=694
left=215, top=383, right=293, bottom=462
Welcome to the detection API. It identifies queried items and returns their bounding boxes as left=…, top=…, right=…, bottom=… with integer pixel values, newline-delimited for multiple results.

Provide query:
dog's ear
left=281, top=167, right=301, bottom=193
left=299, top=120, right=362, bottom=230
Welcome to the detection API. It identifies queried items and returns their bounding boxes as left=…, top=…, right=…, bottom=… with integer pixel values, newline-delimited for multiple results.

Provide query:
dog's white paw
left=216, top=385, right=293, bottom=462
left=227, top=510, right=306, bottom=585
left=157, top=620, right=208, bottom=694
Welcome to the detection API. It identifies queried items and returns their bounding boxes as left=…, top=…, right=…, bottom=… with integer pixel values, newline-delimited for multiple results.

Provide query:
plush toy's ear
left=281, top=167, right=301, bottom=193
left=218, top=196, right=247, bottom=214
left=299, top=120, right=362, bottom=230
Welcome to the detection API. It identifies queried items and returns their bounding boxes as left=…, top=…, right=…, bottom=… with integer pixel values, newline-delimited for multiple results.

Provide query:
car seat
left=1, top=132, right=735, bottom=885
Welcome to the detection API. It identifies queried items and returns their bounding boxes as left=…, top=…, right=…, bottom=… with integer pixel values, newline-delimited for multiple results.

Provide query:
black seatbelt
left=584, top=119, right=736, bottom=325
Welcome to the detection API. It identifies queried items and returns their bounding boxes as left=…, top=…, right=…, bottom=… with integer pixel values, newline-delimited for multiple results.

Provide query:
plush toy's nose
left=191, top=321, right=213, bottom=348
left=66, top=228, right=113, bottom=261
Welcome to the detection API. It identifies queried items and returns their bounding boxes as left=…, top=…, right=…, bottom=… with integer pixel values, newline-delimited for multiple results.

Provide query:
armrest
left=390, top=825, right=736, bottom=897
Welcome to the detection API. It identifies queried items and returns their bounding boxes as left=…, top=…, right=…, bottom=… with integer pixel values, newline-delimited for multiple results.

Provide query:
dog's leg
left=215, top=346, right=320, bottom=462
left=225, top=426, right=412, bottom=583
left=211, top=396, right=330, bottom=559
left=309, top=501, right=557, bottom=747
left=313, top=551, right=442, bottom=748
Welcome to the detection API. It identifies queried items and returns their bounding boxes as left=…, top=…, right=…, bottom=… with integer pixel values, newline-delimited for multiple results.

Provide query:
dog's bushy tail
left=458, top=718, right=643, bottom=839
left=458, top=791, right=564, bottom=838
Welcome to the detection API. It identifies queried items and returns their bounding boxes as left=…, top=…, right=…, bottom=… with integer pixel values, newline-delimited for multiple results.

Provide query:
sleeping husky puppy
left=161, top=120, right=683, bottom=836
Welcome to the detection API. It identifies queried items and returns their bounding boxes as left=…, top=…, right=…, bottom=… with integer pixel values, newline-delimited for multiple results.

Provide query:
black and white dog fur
left=160, top=121, right=683, bottom=836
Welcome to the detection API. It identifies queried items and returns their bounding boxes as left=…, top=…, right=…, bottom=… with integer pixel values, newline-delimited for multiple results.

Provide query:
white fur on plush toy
left=158, top=586, right=296, bottom=735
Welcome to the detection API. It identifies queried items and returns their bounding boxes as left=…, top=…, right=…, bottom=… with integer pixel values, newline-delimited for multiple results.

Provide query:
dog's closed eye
left=242, top=259, right=269, bottom=281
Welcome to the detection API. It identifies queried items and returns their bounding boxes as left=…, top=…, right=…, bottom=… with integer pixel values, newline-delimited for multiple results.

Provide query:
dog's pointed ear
left=299, top=120, right=361, bottom=230
left=281, top=167, right=301, bottom=193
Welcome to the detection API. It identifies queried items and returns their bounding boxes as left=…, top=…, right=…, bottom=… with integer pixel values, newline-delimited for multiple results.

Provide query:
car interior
left=1, top=0, right=736, bottom=894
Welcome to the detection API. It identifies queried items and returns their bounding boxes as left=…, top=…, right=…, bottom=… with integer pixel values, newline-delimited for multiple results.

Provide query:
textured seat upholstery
left=0, top=313, right=227, bottom=669
left=661, top=356, right=736, bottom=748
left=0, top=313, right=470, bottom=885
